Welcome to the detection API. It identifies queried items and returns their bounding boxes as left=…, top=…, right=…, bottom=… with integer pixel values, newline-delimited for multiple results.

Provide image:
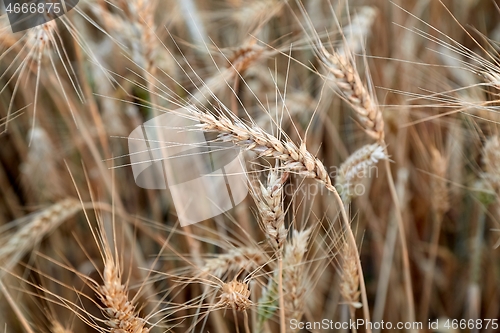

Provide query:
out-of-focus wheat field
left=1, top=0, right=500, bottom=332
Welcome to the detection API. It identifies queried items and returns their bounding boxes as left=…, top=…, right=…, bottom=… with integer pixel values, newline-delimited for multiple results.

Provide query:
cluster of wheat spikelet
left=2, top=0, right=500, bottom=332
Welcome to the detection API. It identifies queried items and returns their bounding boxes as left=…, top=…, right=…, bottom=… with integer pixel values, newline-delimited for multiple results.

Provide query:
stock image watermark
left=2, top=0, right=78, bottom=32
left=128, top=107, right=248, bottom=227
left=290, top=318, right=499, bottom=331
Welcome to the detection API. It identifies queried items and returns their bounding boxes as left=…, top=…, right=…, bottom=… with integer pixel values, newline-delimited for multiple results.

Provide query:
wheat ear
left=283, top=229, right=311, bottom=331
left=217, top=280, right=252, bottom=312
left=315, top=41, right=384, bottom=141
left=340, top=240, right=362, bottom=310
left=98, top=251, right=149, bottom=333
left=192, top=109, right=333, bottom=190
left=335, top=143, right=388, bottom=202
left=0, top=198, right=81, bottom=276
left=201, top=247, right=267, bottom=278
left=251, top=167, right=289, bottom=253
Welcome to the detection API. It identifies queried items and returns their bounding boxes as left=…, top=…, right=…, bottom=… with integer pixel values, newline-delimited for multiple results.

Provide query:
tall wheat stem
left=279, top=257, right=286, bottom=333
left=382, top=152, right=415, bottom=327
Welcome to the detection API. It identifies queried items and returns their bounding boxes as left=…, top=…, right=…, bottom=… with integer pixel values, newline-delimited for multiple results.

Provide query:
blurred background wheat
left=1, top=0, right=500, bottom=332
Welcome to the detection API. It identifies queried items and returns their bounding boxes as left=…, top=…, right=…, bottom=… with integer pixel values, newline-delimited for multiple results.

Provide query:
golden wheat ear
left=250, top=166, right=289, bottom=253
left=335, top=143, right=388, bottom=202
left=0, top=198, right=82, bottom=278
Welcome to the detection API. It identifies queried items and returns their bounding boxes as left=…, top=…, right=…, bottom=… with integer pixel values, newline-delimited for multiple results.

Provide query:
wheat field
left=1, top=0, right=500, bottom=332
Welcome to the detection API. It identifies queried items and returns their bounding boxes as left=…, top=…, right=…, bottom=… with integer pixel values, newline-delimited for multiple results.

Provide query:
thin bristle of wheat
left=98, top=259, right=149, bottom=333
left=252, top=168, right=289, bottom=252
left=201, top=247, right=267, bottom=278
left=316, top=41, right=384, bottom=141
left=340, top=240, right=362, bottom=309
left=0, top=198, right=81, bottom=274
left=218, top=280, right=252, bottom=311
left=335, top=143, right=387, bottom=201
left=192, top=109, right=334, bottom=191
left=283, top=228, right=311, bottom=328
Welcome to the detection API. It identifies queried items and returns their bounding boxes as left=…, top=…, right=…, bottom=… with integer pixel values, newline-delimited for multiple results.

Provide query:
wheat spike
left=339, top=240, right=362, bottom=309
left=201, top=247, right=267, bottom=278
left=315, top=36, right=384, bottom=141
left=337, top=7, right=378, bottom=57
left=191, top=108, right=334, bottom=191
left=335, top=143, right=387, bottom=202
left=251, top=167, right=289, bottom=252
left=229, top=39, right=265, bottom=74
left=98, top=254, right=149, bottom=333
left=0, top=198, right=81, bottom=276
left=283, top=228, right=311, bottom=328
left=217, top=280, right=252, bottom=312
left=26, top=21, right=57, bottom=55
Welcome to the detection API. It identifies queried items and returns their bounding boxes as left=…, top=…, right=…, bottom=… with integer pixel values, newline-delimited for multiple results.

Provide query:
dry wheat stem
left=0, top=279, right=35, bottom=333
left=419, top=147, right=449, bottom=320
